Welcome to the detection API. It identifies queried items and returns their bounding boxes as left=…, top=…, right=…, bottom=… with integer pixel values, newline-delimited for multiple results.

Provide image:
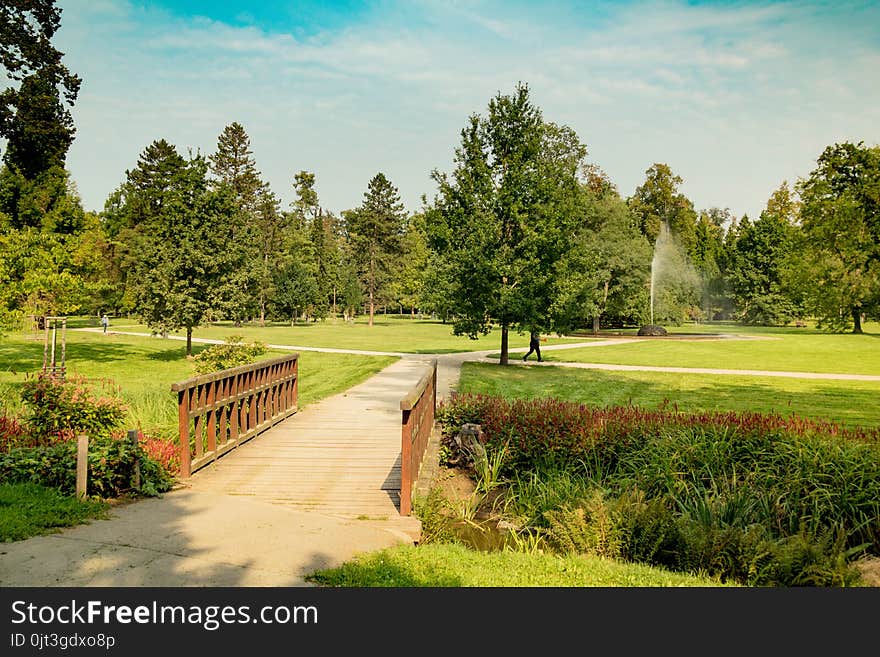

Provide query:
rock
left=638, top=324, right=668, bottom=336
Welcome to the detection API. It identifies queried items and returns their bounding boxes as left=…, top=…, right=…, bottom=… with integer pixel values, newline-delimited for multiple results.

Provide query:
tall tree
left=345, top=172, right=406, bottom=326
left=118, top=140, right=245, bottom=354
left=208, top=122, right=263, bottom=212
left=628, top=163, right=699, bottom=255
left=791, top=142, right=880, bottom=333
left=425, top=83, right=586, bottom=364
left=1, top=0, right=80, bottom=179
left=628, top=163, right=702, bottom=323
left=551, top=191, right=651, bottom=333
left=727, top=182, right=801, bottom=325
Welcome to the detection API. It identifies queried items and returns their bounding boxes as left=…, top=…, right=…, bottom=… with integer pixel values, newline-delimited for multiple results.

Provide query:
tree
left=345, top=172, right=406, bottom=326
left=550, top=191, right=651, bottom=333
left=791, top=142, right=880, bottom=333
left=1, top=0, right=80, bottom=179
left=726, top=183, right=802, bottom=325
left=208, top=122, right=263, bottom=212
left=394, top=212, right=430, bottom=316
left=628, top=163, right=702, bottom=323
left=694, top=207, right=731, bottom=320
left=425, top=83, right=586, bottom=364
left=117, top=140, right=246, bottom=354
left=628, top=163, right=699, bottom=255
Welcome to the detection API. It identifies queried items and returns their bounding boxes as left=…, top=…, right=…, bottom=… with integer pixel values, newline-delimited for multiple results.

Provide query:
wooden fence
left=399, top=359, right=437, bottom=516
left=171, top=354, right=299, bottom=477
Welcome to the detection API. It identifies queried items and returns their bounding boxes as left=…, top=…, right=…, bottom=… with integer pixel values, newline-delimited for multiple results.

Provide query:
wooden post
left=128, top=429, right=141, bottom=490
left=400, top=410, right=412, bottom=516
left=76, top=434, right=88, bottom=500
left=179, top=389, right=191, bottom=478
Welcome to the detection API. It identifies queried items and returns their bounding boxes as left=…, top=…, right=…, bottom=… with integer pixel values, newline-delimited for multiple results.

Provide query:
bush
left=19, top=375, right=127, bottom=443
left=0, top=433, right=173, bottom=498
left=191, top=335, right=267, bottom=374
left=438, top=393, right=880, bottom=586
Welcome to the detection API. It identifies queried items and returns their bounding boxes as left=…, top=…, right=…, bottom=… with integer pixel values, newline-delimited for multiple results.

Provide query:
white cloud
left=52, top=0, right=880, bottom=224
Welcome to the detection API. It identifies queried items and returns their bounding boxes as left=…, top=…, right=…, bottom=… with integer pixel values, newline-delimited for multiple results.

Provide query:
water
left=650, top=222, right=673, bottom=326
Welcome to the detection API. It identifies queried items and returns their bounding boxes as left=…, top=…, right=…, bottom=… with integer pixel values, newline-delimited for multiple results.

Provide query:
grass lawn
left=534, top=320, right=880, bottom=375
left=95, top=315, right=585, bottom=354
left=306, top=543, right=733, bottom=587
left=457, top=362, right=880, bottom=428
left=0, top=482, right=108, bottom=542
left=0, top=329, right=396, bottom=439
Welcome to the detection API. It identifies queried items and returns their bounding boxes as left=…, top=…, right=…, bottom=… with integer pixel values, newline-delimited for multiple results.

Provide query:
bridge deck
left=184, top=358, right=433, bottom=524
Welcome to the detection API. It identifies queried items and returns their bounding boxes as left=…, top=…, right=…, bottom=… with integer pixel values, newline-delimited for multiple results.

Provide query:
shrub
left=0, top=416, right=28, bottom=452
left=438, top=393, right=880, bottom=586
left=191, top=335, right=267, bottom=374
left=19, top=375, right=127, bottom=442
left=0, top=433, right=173, bottom=498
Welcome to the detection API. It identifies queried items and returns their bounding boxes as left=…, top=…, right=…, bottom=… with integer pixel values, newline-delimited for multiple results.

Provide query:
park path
left=75, top=327, right=880, bottom=384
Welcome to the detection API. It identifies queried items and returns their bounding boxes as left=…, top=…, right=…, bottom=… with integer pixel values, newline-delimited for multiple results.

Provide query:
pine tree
left=345, top=173, right=406, bottom=326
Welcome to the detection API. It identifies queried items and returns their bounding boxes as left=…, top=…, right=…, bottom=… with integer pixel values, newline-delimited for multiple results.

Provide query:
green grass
left=537, top=320, right=880, bottom=375
left=457, top=362, right=880, bottom=428
left=0, top=330, right=396, bottom=439
left=0, top=482, right=108, bottom=542
left=102, top=315, right=584, bottom=354
left=306, top=543, right=733, bottom=587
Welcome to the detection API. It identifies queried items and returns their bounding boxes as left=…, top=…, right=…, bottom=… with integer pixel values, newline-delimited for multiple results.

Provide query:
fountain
left=639, top=222, right=669, bottom=336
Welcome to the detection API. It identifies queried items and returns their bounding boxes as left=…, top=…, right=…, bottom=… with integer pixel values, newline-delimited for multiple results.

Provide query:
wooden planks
left=186, top=359, right=432, bottom=521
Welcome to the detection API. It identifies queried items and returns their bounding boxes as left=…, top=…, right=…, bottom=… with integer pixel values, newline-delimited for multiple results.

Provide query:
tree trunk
left=592, top=316, right=600, bottom=335
left=369, top=256, right=375, bottom=327
left=186, top=327, right=192, bottom=356
left=500, top=322, right=509, bottom=366
left=852, top=307, right=863, bottom=334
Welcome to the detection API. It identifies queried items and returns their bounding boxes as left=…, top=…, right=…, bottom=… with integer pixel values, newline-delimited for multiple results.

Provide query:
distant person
left=101, top=314, right=109, bottom=334
left=522, top=330, right=543, bottom=362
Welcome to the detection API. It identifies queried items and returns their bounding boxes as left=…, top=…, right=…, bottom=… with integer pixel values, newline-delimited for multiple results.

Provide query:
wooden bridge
left=170, top=354, right=437, bottom=540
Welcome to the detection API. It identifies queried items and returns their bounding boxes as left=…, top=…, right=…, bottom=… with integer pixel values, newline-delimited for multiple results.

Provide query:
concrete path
left=0, top=489, right=412, bottom=587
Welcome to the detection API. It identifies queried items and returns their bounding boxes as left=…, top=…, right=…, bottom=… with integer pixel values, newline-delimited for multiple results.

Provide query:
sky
left=42, top=0, right=880, bottom=220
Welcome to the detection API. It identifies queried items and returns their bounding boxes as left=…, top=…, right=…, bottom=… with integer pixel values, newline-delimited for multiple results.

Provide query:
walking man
left=101, top=314, right=109, bottom=334
left=522, top=330, right=543, bottom=362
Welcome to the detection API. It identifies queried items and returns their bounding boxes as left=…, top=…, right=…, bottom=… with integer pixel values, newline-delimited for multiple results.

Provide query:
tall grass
left=437, top=393, right=880, bottom=585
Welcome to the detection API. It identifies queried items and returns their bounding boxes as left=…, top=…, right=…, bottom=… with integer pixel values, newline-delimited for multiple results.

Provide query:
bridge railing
left=399, top=359, right=437, bottom=516
left=171, top=353, right=299, bottom=477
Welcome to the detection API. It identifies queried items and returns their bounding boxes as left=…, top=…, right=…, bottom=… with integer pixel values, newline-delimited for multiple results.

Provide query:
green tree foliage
left=114, top=139, right=246, bottom=354
left=1, top=0, right=80, bottom=179
left=0, top=165, right=103, bottom=326
left=627, top=163, right=702, bottom=323
left=551, top=190, right=651, bottom=333
left=344, top=172, right=406, bottom=326
left=425, top=83, right=586, bottom=364
left=791, top=142, right=880, bottom=333
left=208, top=122, right=271, bottom=324
left=627, top=163, right=699, bottom=254
left=208, top=121, right=264, bottom=212
left=394, top=211, right=430, bottom=315
left=727, top=182, right=802, bottom=325
left=294, top=171, right=340, bottom=317
left=0, top=163, right=84, bottom=232
left=694, top=207, right=732, bottom=320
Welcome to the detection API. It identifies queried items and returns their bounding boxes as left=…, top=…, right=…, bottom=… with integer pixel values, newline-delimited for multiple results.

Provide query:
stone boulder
left=638, top=324, right=668, bottom=336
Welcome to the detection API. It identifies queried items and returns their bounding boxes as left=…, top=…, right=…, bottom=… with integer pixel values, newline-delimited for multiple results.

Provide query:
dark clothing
left=523, top=332, right=542, bottom=362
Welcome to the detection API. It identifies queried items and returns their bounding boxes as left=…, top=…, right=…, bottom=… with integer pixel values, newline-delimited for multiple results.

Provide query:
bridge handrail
left=399, top=359, right=437, bottom=515
left=171, top=353, right=299, bottom=477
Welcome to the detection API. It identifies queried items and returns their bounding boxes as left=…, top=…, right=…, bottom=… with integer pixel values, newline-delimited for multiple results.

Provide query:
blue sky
left=50, top=0, right=880, bottom=220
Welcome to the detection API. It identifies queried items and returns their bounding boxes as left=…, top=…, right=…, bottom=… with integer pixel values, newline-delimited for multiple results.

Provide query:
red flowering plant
left=19, top=374, right=128, bottom=444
